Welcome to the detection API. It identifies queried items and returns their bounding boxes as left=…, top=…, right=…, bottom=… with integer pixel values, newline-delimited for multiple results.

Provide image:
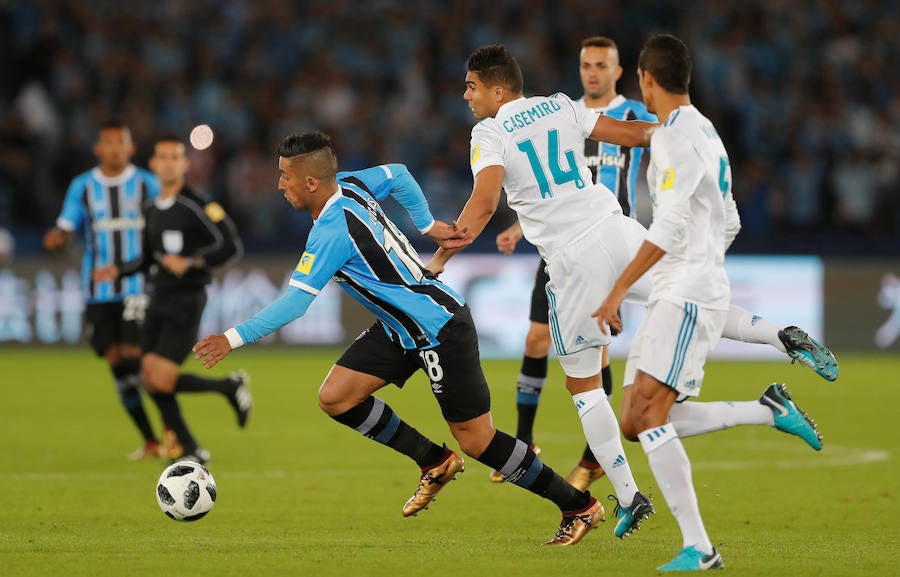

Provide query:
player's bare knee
left=317, top=382, right=349, bottom=416
left=452, top=432, right=488, bottom=459
left=620, top=420, right=640, bottom=442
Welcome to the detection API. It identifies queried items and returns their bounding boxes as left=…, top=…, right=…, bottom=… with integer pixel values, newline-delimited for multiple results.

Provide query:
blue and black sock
left=112, top=358, right=156, bottom=442
left=477, top=429, right=589, bottom=512
left=516, top=355, right=547, bottom=444
left=331, top=396, right=446, bottom=470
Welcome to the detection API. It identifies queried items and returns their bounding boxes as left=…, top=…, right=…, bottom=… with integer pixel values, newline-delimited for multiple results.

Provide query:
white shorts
left=623, top=299, right=726, bottom=399
left=546, top=214, right=652, bottom=378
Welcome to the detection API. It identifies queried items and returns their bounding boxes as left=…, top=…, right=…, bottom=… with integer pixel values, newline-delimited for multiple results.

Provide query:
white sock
left=723, top=305, right=786, bottom=352
left=669, top=400, right=774, bottom=437
left=639, top=425, right=714, bottom=555
left=573, top=389, right=638, bottom=506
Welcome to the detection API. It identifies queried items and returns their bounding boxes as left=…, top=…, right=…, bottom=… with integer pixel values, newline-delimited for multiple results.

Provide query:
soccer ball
left=155, top=461, right=217, bottom=521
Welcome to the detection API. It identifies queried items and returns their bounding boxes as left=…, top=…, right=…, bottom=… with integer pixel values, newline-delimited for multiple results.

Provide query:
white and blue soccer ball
left=156, top=461, right=217, bottom=521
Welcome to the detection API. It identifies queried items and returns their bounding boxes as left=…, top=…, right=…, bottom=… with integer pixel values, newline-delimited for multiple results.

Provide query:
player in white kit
left=431, top=44, right=658, bottom=543
left=593, top=34, right=820, bottom=571
left=429, top=44, right=832, bottom=549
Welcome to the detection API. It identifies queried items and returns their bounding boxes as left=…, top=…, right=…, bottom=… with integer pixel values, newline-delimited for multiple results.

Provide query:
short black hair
left=638, top=34, right=692, bottom=94
left=99, top=117, right=130, bottom=132
left=278, top=131, right=338, bottom=178
left=155, top=133, right=182, bottom=146
left=278, top=131, right=335, bottom=159
left=466, top=45, right=524, bottom=94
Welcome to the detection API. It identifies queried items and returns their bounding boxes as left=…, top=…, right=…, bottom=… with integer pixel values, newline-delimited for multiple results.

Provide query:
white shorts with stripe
left=545, top=214, right=652, bottom=378
left=623, top=299, right=727, bottom=399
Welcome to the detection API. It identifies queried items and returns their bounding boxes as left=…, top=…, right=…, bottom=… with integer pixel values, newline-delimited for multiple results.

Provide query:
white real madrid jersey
left=645, top=105, right=740, bottom=310
left=469, top=94, right=622, bottom=260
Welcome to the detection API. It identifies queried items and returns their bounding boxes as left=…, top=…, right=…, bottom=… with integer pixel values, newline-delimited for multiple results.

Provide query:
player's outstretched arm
left=593, top=240, right=666, bottom=334
left=431, top=165, right=505, bottom=271
left=193, top=287, right=316, bottom=368
left=591, top=115, right=657, bottom=148
left=193, top=334, right=232, bottom=369
left=425, top=219, right=473, bottom=249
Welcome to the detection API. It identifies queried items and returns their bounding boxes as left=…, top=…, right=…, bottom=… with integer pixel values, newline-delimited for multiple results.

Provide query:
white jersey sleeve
left=722, top=185, right=741, bottom=251
left=470, top=121, right=504, bottom=177
left=552, top=92, right=597, bottom=139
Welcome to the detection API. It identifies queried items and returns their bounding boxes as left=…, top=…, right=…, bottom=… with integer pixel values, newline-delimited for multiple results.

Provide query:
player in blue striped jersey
left=44, top=119, right=163, bottom=460
left=194, top=132, right=605, bottom=545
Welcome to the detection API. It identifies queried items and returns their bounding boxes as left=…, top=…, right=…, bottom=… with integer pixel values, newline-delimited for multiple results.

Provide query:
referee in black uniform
left=95, top=135, right=250, bottom=464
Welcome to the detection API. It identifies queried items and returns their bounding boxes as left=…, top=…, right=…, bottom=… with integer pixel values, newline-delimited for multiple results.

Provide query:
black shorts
left=336, top=307, right=491, bottom=423
left=84, top=299, right=143, bottom=356
left=142, top=290, right=206, bottom=364
left=529, top=259, right=550, bottom=324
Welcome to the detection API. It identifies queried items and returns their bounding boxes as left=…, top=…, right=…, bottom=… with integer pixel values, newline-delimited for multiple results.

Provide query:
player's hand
left=591, top=287, right=626, bottom=336
left=43, top=228, right=72, bottom=251
left=193, top=334, right=232, bottom=369
left=92, top=264, right=120, bottom=282
left=424, top=259, right=444, bottom=278
left=161, top=254, right=190, bottom=276
left=496, top=222, right=522, bottom=255
left=426, top=220, right=473, bottom=250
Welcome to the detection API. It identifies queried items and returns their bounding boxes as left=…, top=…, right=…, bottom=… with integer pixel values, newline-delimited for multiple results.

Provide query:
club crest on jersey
left=296, top=252, right=315, bottom=274
left=470, top=144, right=480, bottom=165
left=660, top=169, right=675, bottom=191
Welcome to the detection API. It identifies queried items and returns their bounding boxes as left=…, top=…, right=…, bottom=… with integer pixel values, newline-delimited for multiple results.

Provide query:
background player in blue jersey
left=44, top=119, right=164, bottom=461
left=193, top=131, right=606, bottom=546
left=95, top=135, right=249, bottom=465
left=491, top=36, right=656, bottom=489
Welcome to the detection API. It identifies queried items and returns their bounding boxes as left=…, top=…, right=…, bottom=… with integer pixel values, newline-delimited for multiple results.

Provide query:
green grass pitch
left=1, top=348, right=896, bottom=576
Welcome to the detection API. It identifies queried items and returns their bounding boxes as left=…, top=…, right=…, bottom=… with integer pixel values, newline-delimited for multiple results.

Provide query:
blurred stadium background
left=0, top=0, right=897, bottom=355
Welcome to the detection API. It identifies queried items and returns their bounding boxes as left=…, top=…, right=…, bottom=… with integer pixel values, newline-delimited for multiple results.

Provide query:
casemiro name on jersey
left=503, top=100, right=562, bottom=133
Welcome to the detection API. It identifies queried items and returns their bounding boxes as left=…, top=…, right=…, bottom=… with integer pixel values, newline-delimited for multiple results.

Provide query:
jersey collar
left=581, top=93, right=626, bottom=112
left=496, top=96, right=528, bottom=117
left=314, top=187, right=343, bottom=222
left=91, top=164, right=137, bottom=187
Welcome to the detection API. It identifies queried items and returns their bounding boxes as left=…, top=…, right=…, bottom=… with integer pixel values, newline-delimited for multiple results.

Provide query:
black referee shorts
left=84, top=300, right=142, bottom=356
left=529, top=258, right=550, bottom=324
left=336, top=307, right=491, bottom=423
left=142, top=290, right=206, bottom=364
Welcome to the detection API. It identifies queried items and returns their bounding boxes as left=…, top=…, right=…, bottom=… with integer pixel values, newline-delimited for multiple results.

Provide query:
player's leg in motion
left=562, top=358, right=652, bottom=539
left=174, top=369, right=253, bottom=428
left=565, top=347, right=610, bottom=491
left=490, top=321, right=549, bottom=482
left=722, top=305, right=839, bottom=381
left=143, top=352, right=208, bottom=463
left=630, top=302, right=725, bottom=571
left=107, top=350, right=161, bottom=460
left=620, top=365, right=823, bottom=451
left=324, top=321, right=603, bottom=545
left=490, top=259, right=553, bottom=483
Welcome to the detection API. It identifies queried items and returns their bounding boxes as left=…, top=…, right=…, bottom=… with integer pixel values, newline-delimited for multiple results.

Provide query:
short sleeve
left=56, top=175, right=87, bottom=232
left=470, top=122, right=504, bottom=177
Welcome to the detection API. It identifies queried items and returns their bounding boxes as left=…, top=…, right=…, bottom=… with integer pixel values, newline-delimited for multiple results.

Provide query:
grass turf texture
left=1, top=348, right=896, bottom=576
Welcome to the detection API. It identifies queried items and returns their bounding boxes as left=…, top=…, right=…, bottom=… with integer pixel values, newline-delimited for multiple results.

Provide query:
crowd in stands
left=1, top=0, right=897, bottom=256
